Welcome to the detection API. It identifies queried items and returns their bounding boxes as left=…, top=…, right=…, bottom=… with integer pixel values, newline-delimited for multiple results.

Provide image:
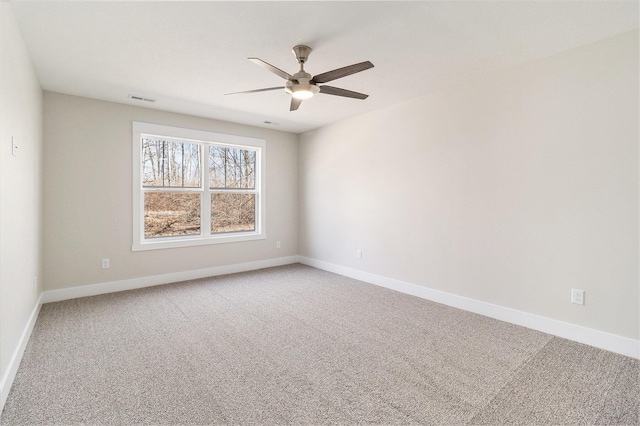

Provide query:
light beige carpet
left=1, top=264, right=638, bottom=425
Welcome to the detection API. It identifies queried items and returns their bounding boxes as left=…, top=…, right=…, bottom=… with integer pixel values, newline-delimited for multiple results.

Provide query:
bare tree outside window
left=211, top=193, right=255, bottom=233
left=142, top=139, right=201, bottom=238
left=140, top=138, right=257, bottom=239
left=209, top=146, right=256, bottom=189
left=142, top=138, right=200, bottom=187
left=144, top=192, right=200, bottom=237
left=209, top=146, right=257, bottom=233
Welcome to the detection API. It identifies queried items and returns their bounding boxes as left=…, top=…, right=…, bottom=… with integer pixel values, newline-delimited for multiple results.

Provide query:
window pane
left=142, top=138, right=200, bottom=188
left=142, top=139, right=163, bottom=186
left=209, top=146, right=256, bottom=189
left=211, top=193, right=255, bottom=233
left=209, top=146, right=226, bottom=188
left=144, top=192, right=200, bottom=238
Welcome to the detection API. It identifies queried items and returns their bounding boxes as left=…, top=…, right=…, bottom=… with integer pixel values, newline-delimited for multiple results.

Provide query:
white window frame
left=132, top=121, right=266, bottom=251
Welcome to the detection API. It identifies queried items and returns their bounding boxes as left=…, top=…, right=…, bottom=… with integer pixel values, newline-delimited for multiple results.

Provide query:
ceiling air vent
left=128, top=94, right=156, bottom=102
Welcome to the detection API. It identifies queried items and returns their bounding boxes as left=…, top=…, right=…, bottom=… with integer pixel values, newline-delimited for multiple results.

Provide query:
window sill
left=132, top=232, right=265, bottom=251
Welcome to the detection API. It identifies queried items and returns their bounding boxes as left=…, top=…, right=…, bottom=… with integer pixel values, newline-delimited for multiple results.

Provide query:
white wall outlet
left=11, top=137, right=18, bottom=156
left=356, top=249, right=362, bottom=259
left=571, top=288, right=584, bottom=305
left=276, top=240, right=281, bottom=249
left=101, top=258, right=110, bottom=269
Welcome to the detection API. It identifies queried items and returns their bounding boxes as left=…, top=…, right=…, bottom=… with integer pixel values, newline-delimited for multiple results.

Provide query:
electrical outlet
left=571, top=288, right=584, bottom=305
left=356, top=249, right=362, bottom=259
left=276, top=241, right=281, bottom=249
left=102, top=258, right=110, bottom=269
left=11, top=137, right=18, bottom=156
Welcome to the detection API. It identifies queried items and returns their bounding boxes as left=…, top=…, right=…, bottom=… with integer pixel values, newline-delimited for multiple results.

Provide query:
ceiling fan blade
left=312, top=61, right=374, bottom=84
left=249, top=58, right=294, bottom=81
left=290, top=98, right=302, bottom=111
left=225, top=87, right=284, bottom=95
left=319, top=85, right=369, bottom=100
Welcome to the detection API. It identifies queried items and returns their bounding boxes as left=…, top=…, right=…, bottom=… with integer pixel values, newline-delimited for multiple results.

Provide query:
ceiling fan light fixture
left=292, top=89, right=314, bottom=100
left=286, top=84, right=320, bottom=100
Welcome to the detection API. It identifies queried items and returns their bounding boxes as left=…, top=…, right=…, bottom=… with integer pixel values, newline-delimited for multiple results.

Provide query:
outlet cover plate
left=571, top=288, right=584, bottom=305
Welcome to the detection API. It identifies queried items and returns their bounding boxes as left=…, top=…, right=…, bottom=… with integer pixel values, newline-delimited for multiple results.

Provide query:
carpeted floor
left=1, top=264, right=638, bottom=425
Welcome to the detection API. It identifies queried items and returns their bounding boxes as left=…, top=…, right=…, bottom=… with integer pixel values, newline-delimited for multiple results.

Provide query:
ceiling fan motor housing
left=292, top=45, right=312, bottom=64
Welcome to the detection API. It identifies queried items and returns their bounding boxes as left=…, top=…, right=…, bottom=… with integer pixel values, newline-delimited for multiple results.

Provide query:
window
left=132, top=122, right=265, bottom=251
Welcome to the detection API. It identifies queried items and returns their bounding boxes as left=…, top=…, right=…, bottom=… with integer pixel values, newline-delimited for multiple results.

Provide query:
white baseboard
left=41, top=256, right=299, bottom=303
left=298, top=256, right=639, bottom=360
left=0, top=294, right=42, bottom=412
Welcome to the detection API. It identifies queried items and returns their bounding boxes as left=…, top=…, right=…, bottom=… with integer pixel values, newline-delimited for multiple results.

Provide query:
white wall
left=299, top=30, right=639, bottom=340
left=0, top=3, right=43, bottom=404
left=43, top=92, right=298, bottom=290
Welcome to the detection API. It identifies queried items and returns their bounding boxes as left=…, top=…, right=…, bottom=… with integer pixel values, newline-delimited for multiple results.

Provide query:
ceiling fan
left=226, top=45, right=374, bottom=111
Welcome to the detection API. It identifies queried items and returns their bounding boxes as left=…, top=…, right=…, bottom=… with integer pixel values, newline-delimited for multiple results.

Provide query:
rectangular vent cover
left=128, top=94, right=156, bottom=102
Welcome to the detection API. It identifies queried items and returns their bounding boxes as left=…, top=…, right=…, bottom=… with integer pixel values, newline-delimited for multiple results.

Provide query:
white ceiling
left=10, top=1, right=639, bottom=134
